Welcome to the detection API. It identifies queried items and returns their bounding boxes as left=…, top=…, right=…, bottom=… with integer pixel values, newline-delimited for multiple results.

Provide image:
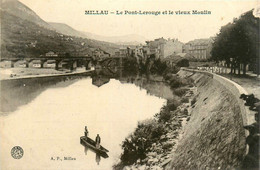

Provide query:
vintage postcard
left=0, top=0, right=259, bottom=169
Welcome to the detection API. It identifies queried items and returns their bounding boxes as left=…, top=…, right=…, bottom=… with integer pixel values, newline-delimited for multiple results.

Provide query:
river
left=0, top=69, right=174, bottom=170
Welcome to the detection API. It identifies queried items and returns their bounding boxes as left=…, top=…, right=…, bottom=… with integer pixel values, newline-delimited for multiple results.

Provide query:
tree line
left=211, top=9, right=259, bottom=75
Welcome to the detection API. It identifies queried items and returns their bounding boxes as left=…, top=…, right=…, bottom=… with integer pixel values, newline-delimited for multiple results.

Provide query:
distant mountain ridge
left=49, top=22, right=147, bottom=45
left=81, top=32, right=148, bottom=45
left=48, top=22, right=88, bottom=38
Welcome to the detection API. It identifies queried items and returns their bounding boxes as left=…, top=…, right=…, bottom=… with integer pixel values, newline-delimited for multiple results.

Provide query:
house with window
left=183, top=38, right=213, bottom=60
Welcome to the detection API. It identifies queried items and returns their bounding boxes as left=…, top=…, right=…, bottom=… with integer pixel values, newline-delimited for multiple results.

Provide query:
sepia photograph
left=0, top=0, right=259, bottom=169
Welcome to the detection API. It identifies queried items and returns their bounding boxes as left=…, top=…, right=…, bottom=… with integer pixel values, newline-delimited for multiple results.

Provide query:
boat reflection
left=83, top=145, right=108, bottom=165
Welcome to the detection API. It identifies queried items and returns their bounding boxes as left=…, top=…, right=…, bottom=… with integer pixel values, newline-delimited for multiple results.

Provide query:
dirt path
left=219, top=73, right=260, bottom=99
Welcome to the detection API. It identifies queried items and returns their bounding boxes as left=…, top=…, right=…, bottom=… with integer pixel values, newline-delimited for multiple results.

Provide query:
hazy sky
left=19, top=0, right=258, bottom=42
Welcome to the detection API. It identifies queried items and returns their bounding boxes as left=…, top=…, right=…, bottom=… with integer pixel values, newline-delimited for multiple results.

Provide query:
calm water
left=0, top=70, right=173, bottom=170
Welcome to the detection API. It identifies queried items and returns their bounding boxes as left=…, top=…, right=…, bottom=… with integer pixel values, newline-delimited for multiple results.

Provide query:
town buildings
left=144, top=38, right=183, bottom=59
left=117, top=47, right=134, bottom=58
left=183, top=38, right=213, bottom=60
left=91, top=48, right=111, bottom=60
left=113, top=37, right=213, bottom=62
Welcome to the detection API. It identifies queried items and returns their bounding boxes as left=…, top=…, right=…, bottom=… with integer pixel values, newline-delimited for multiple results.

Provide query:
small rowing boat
left=80, top=136, right=109, bottom=155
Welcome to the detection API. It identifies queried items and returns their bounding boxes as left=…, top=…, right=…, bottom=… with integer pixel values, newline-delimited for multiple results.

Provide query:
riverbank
left=114, top=72, right=196, bottom=169
left=115, top=67, right=251, bottom=169
left=0, top=67, right=93, bottom=80
left=165, top=69, right=248, bottom=169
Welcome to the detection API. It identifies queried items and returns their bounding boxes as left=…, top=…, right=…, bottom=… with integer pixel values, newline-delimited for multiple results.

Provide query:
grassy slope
left=1, top=10, right=120, bottom=59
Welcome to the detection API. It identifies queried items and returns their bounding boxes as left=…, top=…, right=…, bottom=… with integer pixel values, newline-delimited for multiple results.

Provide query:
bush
left=164, top=73, right=173, bottom=81
left=119, top=98, right=181, bottom=166
left=163, top=66, right=180, bottom=76
left=169, top=77, right=183, bottom=88
left=156, top=100, right=180, bottom=123
left=176, top=59, right=189, bottom=67
left=181, top=97, right=189, bottom=103
left=173, top=88, right=189, bottom=97
left=191, top=96, right=197, bottom=106
left=123, top=57, right=139, bottom=73
left=120, top=119, right=166, bottom=165
left=157, top=107, right=172, bottom=123
left=162, top=143, right=174, bottom=151
left=150, top=59, right=168, bottom=75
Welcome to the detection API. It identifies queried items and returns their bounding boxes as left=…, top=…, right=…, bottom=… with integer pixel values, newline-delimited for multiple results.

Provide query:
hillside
left=166, top=70, right=247, bottom=169
left=0, top=0, right=53, bottom=30
left=0, top=0, right=119, bottom=58
left=48, top=22, right=88, bottom=39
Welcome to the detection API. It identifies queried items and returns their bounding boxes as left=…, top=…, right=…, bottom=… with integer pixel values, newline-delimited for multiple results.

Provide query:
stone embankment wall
left=166, top=68, right=249, bottom=169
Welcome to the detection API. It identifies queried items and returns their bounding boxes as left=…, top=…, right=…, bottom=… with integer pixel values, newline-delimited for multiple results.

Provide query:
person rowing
left=85, top=126, right=88, bottom=137
left=95, top=134, right=101, bottom=149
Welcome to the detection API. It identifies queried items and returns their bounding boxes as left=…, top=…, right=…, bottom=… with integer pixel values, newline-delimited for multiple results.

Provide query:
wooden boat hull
left=80, top=136, right=109, bottom=155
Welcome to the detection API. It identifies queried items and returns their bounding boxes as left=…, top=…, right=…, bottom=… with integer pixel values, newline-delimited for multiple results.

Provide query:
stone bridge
left=0, top=56, right=123, bottom=71
left=0, top=56, right=94, bottom=71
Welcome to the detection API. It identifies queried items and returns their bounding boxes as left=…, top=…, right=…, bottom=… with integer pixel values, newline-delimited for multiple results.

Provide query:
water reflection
left=0, top=72, right=91, bottom=113
left=1, top=69, right=174, bottom=114
left=91, top=74, right=110, bottom=88
left=83, top=146, right=108, bottom=165
left=0, top=68, right=170, bottom=169
left=96, top=153, right=101, bottom=165
left=92, top=68, right=174, bottom=100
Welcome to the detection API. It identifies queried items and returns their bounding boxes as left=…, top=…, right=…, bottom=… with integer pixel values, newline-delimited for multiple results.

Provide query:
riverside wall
left=165, top=68, right=251, bottom=169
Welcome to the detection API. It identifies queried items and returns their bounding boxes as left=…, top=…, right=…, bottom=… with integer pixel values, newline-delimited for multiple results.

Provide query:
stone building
left=183, top=38, right=213, bottom=60
left=92, top=48, right=111, bottom=60
left=117, top=47, right=134, bottom=58
left=145, top=38, right=184, bottom=59
left=163, top=38, right=183, bottom=58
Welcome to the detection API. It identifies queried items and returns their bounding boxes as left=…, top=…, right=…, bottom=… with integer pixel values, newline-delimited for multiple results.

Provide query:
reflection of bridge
left=98, top=57, right=123, bottom=68
left=91, top=67, right=123, bottom=87
left=0, top=56, right=123, bottom=70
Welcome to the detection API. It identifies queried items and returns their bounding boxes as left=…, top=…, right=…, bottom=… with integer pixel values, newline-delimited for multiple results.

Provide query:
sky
left=19, top=0, right=258, bottom=43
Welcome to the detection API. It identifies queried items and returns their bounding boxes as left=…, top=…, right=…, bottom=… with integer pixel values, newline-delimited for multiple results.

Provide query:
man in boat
left=95, top=134, right=101, bottom=149
left=85, top=126, right=88, bottom=137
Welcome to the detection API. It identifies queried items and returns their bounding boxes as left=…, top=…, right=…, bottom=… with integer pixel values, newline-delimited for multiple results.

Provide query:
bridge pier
left=55, top=60, right=62, bottom=70
left=85, top=60, right=92, bottom=70
left=40, top=60, right=47, bottom=68
left=40, top=62, right=44, bottom=68
left=76, top=60, right=81, bottom=67
left=68, top=60, right=77, bottom=71
left=25, top=59, right=35, bottom=68
left=72, top=60, right=77, bottom=71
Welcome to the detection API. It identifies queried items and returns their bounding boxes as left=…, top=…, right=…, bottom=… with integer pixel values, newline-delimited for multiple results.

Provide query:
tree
left=211, top=9, right=259, bottom=75
left=233, top=10, right=258, bottom=75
